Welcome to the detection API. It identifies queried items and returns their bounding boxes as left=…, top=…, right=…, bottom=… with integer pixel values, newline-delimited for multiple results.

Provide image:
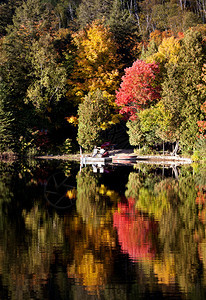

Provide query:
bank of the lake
left=35, top=149, right=194, bottom=164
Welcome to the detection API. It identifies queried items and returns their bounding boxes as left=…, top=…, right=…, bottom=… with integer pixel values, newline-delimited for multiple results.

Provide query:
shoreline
left=36, top=149, right=193, bottom=164
left=0, top=149, right=195, bottom=164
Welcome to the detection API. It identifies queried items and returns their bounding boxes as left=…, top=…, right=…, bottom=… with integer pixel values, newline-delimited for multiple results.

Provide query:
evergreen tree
left=0, top=0, right=60, bottom=110
left=77, top=89, right=111, bottom=151
left=126, top=118, right=145, bottom=148
left=0, top=0, right=69, bottom=151
left=107, top=0, right=140, bottom=69
left=26, top=34, right=67, bottom=111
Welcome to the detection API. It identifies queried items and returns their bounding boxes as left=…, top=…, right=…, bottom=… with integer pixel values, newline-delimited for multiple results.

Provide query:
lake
left=0, top=159, right=206, bottom=299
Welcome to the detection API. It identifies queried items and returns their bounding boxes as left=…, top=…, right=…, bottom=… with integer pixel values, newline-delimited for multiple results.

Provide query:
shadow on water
left=0, top=159, right=205, bottom=299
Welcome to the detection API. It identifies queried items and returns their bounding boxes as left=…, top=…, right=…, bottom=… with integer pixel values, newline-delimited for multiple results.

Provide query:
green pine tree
left=77, top=89, right=111, bottom=151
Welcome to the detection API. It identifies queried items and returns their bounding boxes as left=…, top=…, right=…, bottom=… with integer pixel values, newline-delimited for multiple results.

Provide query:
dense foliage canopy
left=0, top=0, right=205, bottom=157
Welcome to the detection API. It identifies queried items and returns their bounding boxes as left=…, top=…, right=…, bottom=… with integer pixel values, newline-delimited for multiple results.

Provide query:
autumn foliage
left=69, top=20, right=120, bottom=103
left=113, top=197, right=158, bottom=261
left=197, top=65, right=206, bottom=138
left=115, top=60, right=161, bottom=120
left=197, top=102, right=206, bottom=138
left=0, top=0, right=206, bottom=156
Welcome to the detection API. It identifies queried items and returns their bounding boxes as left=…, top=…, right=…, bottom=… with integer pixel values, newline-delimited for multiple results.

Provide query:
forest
left=0, top=0, right=205, bottom=159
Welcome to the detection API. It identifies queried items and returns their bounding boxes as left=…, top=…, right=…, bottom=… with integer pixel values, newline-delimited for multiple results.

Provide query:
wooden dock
left=111, top=154, right=192, bottom=164
left=80, top=156, right=112, bottom=165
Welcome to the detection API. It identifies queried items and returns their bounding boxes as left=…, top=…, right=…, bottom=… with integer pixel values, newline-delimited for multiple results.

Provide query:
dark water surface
left=0, top=159, right=206, bottom=299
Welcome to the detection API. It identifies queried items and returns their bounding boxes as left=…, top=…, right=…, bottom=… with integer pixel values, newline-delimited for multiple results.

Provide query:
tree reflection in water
left=123, top=165, right=205, bottom=293
left=66, top=167, right=121, bottom=295
left=0, top=161, right=67, bottom=299
left=0, top=160, right=206, bottom=299
left=113, top=198, right=158, bottom=261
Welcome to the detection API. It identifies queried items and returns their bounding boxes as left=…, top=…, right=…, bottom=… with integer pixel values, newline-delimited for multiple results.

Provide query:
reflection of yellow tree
left=65, top=214, right=116, bottom=295
left=68, top=252, right=106, bottom=294
left=153, top=254, right=176, bottom=285
left=66, top=168, right=121, bottom=295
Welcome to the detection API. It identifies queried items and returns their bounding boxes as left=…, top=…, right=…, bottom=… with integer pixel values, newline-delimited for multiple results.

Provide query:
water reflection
left=45, top=172, right=77, bottom=209
left=65, top=167, right=120, bottom=294
left=113, top=199, right=158, bottom=261
left=0, top=159, right=205, bottom=299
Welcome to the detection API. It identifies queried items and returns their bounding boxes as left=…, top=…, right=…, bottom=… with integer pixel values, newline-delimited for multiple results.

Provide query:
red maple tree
left=115, top=60, right=161, bottom=120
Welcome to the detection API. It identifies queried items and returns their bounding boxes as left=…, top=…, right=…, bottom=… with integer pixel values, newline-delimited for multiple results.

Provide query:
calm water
left=0, top=159, right=206, bottom=299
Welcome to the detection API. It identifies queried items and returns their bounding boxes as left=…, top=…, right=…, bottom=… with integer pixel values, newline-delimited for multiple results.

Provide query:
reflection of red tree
left=113, top=197, right=158, bottom=261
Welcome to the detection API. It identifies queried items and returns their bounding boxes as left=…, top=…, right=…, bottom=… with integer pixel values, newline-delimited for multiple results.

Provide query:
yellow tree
left=149, top=29, right=174, bottom=47
left=145, top=36, right=181, bottom=66
left=68, top=20, right=120, bottom=104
